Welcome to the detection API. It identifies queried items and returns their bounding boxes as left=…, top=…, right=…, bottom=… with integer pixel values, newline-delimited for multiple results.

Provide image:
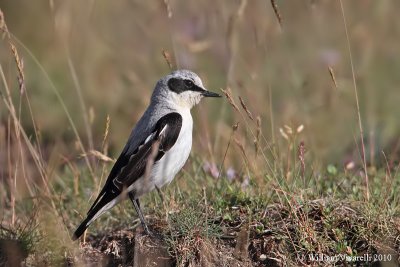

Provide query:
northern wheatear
left=73, top=70, right=220, bottom=240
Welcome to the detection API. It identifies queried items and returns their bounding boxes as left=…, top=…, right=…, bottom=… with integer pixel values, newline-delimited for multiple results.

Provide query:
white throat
left=171, top=91, right=203, bottom=109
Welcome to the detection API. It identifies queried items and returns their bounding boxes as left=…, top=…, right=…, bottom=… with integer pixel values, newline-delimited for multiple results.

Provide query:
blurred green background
left=1, top=0, right=399, bottom=168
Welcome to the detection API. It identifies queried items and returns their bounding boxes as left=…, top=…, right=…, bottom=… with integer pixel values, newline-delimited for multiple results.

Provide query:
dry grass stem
left=254, top=116, right=261, bottom=154
left=0, top=9, right=10, bottom=38
left=10, top=43, right=25, bottom=94
left=163, top=0, right=173, bottom=18
left=328, top=66, right=338, bottom=90
left=82, top=150, right=114, bottom=163
left=67, top=56, right=94, bottom=156
left=270, top=0, right=283, bottom=27
left=221, top=88, right=240, bottom=112
left=234, top=137, right=250, bottom=167
left=339, top=0, right=369, bottom=200
left=102, top=115, right=110, bottom=154
left=8, top=32, right=96, bottom=182
left=238, top=96, right=254, bottom=122
left=162, top=49, right=175, bottom=71
left=144, top=141, right=161, bottom=181
left=217, top=122, right=239, bottom=179
left=298, top=141, right=306, bottom=181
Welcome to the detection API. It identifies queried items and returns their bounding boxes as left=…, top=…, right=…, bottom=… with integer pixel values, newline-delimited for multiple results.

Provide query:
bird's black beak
left=201, top=90, right=221, bottom=98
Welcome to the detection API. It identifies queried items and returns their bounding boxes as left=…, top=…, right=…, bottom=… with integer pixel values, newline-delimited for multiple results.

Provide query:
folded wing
left=72, top=112, right=182, bottom=240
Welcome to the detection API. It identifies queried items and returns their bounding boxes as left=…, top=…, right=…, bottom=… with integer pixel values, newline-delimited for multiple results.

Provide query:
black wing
left=72, top=112, right=182, bottom=240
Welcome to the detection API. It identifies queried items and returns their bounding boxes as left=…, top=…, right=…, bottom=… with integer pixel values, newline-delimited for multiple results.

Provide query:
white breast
left=130, top=109, right=193, bottom=197
left=153, top=109, right=193, bottom=187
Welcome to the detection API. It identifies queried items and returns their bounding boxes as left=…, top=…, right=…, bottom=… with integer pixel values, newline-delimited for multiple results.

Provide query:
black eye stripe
left=184, top=80, right=194, bottom=88
left=168, top=77, right=204, bottom=94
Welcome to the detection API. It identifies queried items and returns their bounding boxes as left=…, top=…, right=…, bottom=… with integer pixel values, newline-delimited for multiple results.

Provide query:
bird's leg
left=155, top=185, right=164, bottom=203
left=128, top=192, right=151, bottom=235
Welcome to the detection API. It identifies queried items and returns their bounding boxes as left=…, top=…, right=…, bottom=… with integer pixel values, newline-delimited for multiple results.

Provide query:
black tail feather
left=73, top=187, right=120, bottom=240
left=72, top=217, right=90, bottom=241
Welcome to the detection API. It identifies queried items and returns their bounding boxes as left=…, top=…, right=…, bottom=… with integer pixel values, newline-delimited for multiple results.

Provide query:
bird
left=72, top=69, right=221, bottom=240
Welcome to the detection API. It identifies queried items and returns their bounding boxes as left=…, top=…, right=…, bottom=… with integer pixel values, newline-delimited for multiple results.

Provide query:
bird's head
left=152, top=69, right=221, bottom=109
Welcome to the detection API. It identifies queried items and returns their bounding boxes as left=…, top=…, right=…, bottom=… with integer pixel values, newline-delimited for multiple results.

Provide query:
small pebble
left=260, top=254, right=267, bottom=261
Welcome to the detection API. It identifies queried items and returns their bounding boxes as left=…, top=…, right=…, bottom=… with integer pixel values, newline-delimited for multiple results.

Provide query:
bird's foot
left=140, top=222, right=155, bottom=237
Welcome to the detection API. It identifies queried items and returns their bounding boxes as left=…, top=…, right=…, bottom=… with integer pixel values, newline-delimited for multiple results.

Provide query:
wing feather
left=85, top=112, right=182, bottom=217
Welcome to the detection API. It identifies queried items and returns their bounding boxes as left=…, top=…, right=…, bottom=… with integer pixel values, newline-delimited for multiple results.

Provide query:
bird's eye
left=184, top=80, right=194, bottom=88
